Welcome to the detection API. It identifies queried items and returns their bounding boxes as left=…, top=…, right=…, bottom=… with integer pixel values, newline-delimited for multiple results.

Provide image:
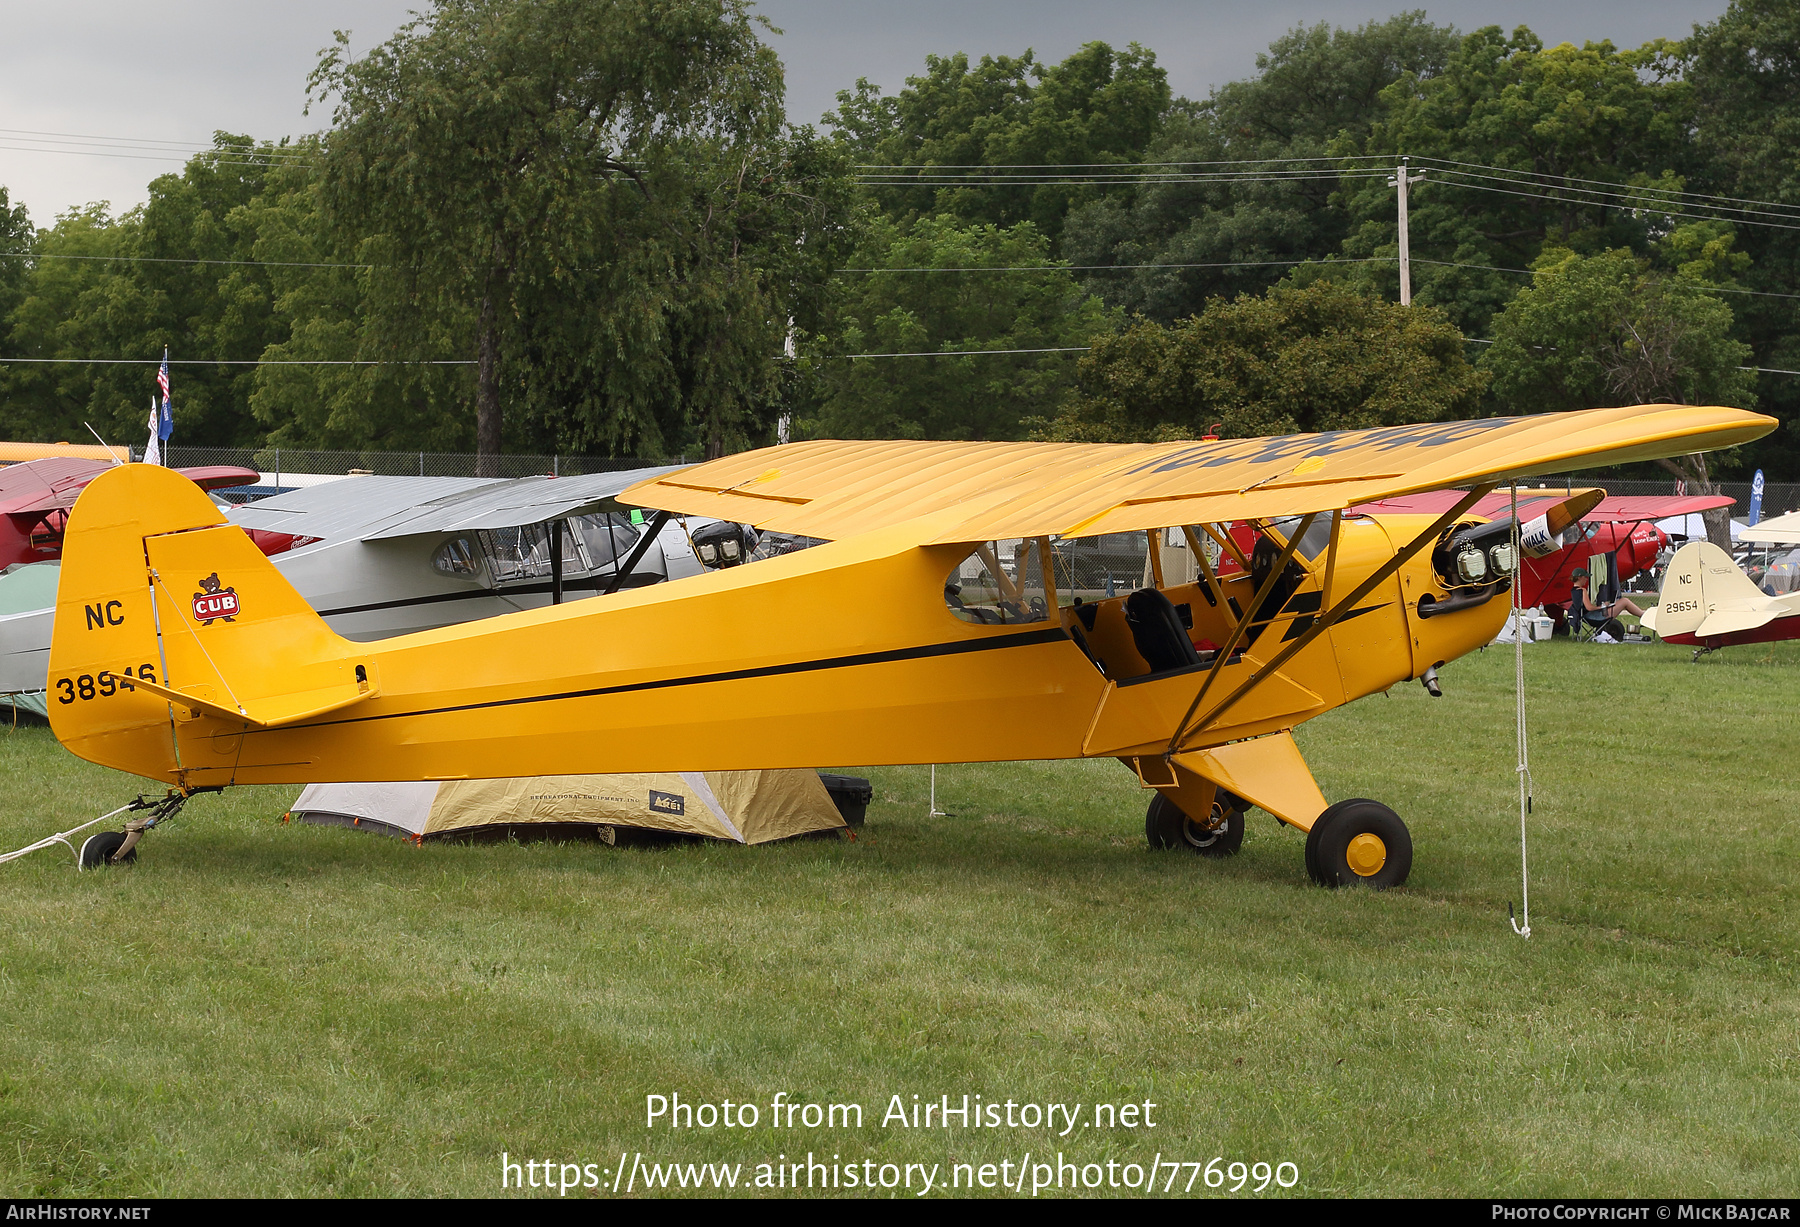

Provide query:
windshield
left=945, top=538, right=1066, bottom=625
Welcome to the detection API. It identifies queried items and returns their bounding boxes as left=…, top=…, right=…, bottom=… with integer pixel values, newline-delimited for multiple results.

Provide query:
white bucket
left=1532, top=615, right=1554, bottom=641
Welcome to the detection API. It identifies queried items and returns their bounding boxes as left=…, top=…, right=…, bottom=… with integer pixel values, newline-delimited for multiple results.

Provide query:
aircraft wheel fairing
left=78, top=830, right=135, bottom=870
left=1145, top=792, right=1244, bottom=858
left=1306, top=799, right=1411, bottom=889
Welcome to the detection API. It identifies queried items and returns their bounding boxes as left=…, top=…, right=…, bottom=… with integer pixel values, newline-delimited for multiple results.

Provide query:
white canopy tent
left=1653, top=513, right=1745, bottom=543
left=1740, top=510, right=1800, bottom=546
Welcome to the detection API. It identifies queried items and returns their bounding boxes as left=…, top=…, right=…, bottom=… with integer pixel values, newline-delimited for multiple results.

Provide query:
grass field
left=2, top=638, right=1797, bottom=1198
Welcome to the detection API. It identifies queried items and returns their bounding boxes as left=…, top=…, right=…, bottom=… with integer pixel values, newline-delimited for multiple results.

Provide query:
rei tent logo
left=193, top=573, right=240, bottom=625
left=648, top=790, right=685, bottom=816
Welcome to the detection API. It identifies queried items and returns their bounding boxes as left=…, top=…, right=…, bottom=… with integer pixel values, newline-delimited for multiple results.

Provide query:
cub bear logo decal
left=193, top=572, right=240, bottom=625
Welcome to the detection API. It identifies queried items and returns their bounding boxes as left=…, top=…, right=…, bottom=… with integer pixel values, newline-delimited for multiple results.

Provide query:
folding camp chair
left=1573, top=551, right=1624, bottom=641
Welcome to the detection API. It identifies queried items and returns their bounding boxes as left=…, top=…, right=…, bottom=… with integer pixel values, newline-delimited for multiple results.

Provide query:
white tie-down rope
left=1510, top=482, right=1533, bottom=939
left=0, top=800, right=141, bottom=867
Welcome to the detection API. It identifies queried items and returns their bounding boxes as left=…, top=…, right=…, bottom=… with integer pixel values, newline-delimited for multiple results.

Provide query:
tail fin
left=1647, top=540, right=1780, bottom=640
left=49, top=464, right=376, bottom=784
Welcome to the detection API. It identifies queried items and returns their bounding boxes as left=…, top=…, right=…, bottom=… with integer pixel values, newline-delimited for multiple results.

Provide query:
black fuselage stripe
left=282, top=625, right=1071, bottom=732
left=316, top=572, right=658, bottom=617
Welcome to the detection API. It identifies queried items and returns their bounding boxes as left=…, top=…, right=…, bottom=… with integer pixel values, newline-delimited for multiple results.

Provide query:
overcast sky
left=0, top=0, right=1732, bottom=227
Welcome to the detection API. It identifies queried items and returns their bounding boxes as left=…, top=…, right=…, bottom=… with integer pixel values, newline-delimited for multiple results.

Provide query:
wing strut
left=603, top=510, right=671, bottom=596
left=1174, top=484, right=1496, bottom=753
left=1163, top=512, right=1317, bottom=759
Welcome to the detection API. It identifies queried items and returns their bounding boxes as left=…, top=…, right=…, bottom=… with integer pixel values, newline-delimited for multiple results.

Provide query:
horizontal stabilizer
left=125, top=669, right=378, bottom=729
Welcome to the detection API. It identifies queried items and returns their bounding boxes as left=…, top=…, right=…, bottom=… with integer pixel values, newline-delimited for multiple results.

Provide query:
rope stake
left=1509, top=482, right=1533, bottom=939
left=0, top=801, right=141, bottom=866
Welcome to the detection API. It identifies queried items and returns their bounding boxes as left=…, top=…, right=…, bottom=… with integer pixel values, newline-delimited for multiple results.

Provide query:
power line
left=10, top=246, right=1800, bottom=301
left=1411, top=155, right=1800, bottom=218
left=837, top=257, right=1388, bottom=273
left=859, top=153, right=1800, bottom=218
left=0, top=357, right=473, bottom=365
left=855, top=156, right=1383, bottom=169
left=1423, top=166, right=1800, bottom=224
left=840, top=254, right=1800, bottom=302
left=0, top=251, right=366, bottom=271
left=0, top=125, right=289, bottom=153
left=13, top=345, right=1800, bottom=372
left=837, top=346, right=1091, bottom=358
left=855, top=171, right=1383, bottom=187
left=1464, top=336, right=1800, bottom=377
left=861, top=165, right=1800, bottom=231
left=1425, top=176, right=1800, bottom=233
left=23, top=128, right=1799, bottom=221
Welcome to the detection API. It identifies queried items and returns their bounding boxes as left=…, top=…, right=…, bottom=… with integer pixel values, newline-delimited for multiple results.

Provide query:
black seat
left=1123, top=588, right=1200, bottom=674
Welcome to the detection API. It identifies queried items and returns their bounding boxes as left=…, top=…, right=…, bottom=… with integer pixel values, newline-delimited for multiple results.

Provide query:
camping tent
left=289, top=769, right=850, bottom=844
left=1654, top=512, right=1745, bottom=544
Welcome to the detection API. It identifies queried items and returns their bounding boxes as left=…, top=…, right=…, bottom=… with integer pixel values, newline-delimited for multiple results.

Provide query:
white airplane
left=1640, top=539, right=1800, bottom=660
left=227, top=468, right=710, bottom=640
left=1, top=466, right=710, bottom=703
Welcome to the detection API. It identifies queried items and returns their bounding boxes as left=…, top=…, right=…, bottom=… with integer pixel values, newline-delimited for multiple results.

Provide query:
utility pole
left=1387, top=157, right=1428, bottom=305
left=778, top=318, right=796, bottom=445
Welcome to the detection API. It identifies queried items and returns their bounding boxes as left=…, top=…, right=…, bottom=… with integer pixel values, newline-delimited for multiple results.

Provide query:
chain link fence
left=1550, top=476, right=1800, bottom=518
left=154, top=445, right=683, bottom=485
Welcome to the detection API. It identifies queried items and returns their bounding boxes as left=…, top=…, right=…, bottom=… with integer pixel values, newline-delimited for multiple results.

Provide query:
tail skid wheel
left=1146, top=792, right=1245, bottom=858
left=1305, top=799, right=1411, bottom=889
left=78, top=830, right=137, bottom=871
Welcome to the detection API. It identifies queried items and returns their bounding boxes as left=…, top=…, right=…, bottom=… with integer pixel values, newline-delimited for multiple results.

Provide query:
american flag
left=156, top=349, right=172, bottom=441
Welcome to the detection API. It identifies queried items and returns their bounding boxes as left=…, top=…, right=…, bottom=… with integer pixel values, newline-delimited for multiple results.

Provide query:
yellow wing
left=622, top=404, right=1774, bottom=542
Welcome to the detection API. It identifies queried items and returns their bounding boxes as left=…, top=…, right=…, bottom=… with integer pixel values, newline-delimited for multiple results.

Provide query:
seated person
left=1569, top=565, right=1646, bottom=627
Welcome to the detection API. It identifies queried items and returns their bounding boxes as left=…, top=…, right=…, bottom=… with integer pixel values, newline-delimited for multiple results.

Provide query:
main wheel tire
left=1145, top=792, right=1245, bottom=857
left=78, top=830, right=136, bottom=870
left=1305, top=799, right=1410, bottom=889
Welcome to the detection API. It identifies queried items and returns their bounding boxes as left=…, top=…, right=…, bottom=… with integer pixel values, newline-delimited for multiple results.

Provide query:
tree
left=1, top=136, right=289, bottom=449
left=309, top=0, right=819, bottom=470
left=244, top=139, right=478, bottom=451
left=1482, top=247, right=1757, bottom=546
left=0, top=186, right=29, bottom=335
left=826, top=42, right=1169, bottom=243
left=801, top=215, right=1113, bottom=440
left=1061, top=13, right=1459, bottom=322
left=1684, top=0, right=1800, bottom=478
left=1039, top=278, right=1485, bottom=443
left=1332, top=28, right=1693, bottom=337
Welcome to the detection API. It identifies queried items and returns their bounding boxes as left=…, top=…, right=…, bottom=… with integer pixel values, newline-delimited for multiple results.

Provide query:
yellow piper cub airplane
left=45, top=404, right=1772, bottom=885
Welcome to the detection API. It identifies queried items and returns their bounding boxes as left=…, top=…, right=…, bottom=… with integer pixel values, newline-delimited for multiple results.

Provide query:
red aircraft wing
left=1, top=459, right=259, bottom=566
left=1349, top=489, right=1740, bottom=611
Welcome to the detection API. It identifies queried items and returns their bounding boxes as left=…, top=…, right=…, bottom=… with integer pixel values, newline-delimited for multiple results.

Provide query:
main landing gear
left=1304, top=798, right=1412, bottom=889
left=1145, top=791, right=1414, bottom=888
left=1145, top=790, right=1246, bottom=857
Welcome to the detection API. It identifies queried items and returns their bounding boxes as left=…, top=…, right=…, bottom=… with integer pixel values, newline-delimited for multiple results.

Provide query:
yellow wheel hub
left=1346, top=833, right=1387, bottom=877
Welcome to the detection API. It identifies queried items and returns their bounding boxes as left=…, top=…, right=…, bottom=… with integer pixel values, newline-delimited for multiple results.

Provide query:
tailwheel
left=1305, top=799, right=1411, bottom=889
left=1146, top=791, right=1245, bottom=858
left=78, top=830, right=137, bottom=870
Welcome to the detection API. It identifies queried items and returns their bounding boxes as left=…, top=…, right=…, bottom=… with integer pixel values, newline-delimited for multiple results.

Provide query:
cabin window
left=1264, top=516, right=1333, bottom=562
left=476, top=522, right=586, bottom=584
left=944, top=538, right=1065, bottom=625
left=431, top=536, right=482, bottom=579
left=573, top=513, right=641, bottom=569
left=751, top=531, right=827, bottom=562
